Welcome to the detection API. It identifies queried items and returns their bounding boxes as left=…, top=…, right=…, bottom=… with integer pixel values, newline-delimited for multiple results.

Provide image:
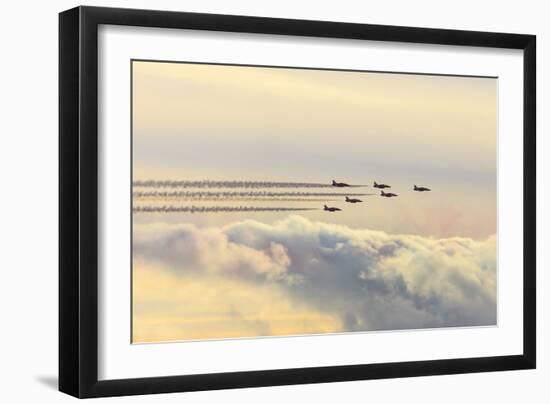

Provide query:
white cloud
left=133, top=215, right=496, bottom=339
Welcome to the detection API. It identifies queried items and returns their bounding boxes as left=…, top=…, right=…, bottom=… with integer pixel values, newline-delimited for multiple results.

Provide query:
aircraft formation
left=322, top=179, right=431, bottom=212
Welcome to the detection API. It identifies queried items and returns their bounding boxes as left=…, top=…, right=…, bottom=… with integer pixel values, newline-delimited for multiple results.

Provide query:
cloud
left=133, top=215, right=496, bottom=341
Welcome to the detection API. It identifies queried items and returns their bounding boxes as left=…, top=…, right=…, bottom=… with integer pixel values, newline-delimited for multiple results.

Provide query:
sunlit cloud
left=133, top=216, right=496, bottom=342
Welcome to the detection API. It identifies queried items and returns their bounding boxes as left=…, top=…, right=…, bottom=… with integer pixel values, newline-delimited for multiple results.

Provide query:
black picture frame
left=59, top=5, right=536, bottom=398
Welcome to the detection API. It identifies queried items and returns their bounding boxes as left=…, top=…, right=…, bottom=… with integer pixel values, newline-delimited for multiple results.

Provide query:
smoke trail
left=133, top=191, right=373, bottom=199
left=133, top=180, right=366, bottom=189
left=136, top=197, right=338, bottom=202
left=133, top=205, right=320, bottom=213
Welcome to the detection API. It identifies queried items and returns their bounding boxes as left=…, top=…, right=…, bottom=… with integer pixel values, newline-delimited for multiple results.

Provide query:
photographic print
left=131, top=60, right=497, bottom=344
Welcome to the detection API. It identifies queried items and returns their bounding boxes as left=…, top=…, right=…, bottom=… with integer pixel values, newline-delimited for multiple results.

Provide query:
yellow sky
left=133, top=259, right=342, bottom=343
left=132, top=60, right=497, bottom=239
left=133, top=61, right=496, bottom=151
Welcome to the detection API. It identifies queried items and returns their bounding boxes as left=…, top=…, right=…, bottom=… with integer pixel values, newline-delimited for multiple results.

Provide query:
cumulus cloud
left=134, top=223, right=301, bottom=284
left=133, top=215, right=496, bottom=341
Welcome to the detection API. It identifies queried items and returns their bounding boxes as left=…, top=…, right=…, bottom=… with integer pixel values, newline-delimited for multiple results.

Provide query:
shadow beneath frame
left=35, top=375, right=58, bottom=390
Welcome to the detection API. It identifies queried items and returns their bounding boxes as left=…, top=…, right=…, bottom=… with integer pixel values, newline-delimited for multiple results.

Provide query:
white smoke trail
left=136, top=197, right=338, bottom=202
left=133, top=180, right=366, bottom=189
left=133, top=205, right=320, bottom=213
left=133, top=191, right=373, bottom=199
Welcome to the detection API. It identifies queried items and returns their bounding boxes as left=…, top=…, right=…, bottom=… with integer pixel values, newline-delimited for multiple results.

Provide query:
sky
left=131, top=60, right=497, bottom=343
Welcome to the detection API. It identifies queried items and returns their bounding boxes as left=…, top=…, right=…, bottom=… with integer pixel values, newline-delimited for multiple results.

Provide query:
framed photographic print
left=59, top=6, right=536, bottom=398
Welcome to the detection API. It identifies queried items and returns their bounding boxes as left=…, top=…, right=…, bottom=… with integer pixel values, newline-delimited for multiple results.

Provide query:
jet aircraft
left=413, top=185, right=431, bottom=192
left=345, top=196, right=363, bottom=203
left=380, top=190, right=398, bottom=198
left=332, top=180, right=351, bottom=187
left=374, top=181, right=391, bottom=189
